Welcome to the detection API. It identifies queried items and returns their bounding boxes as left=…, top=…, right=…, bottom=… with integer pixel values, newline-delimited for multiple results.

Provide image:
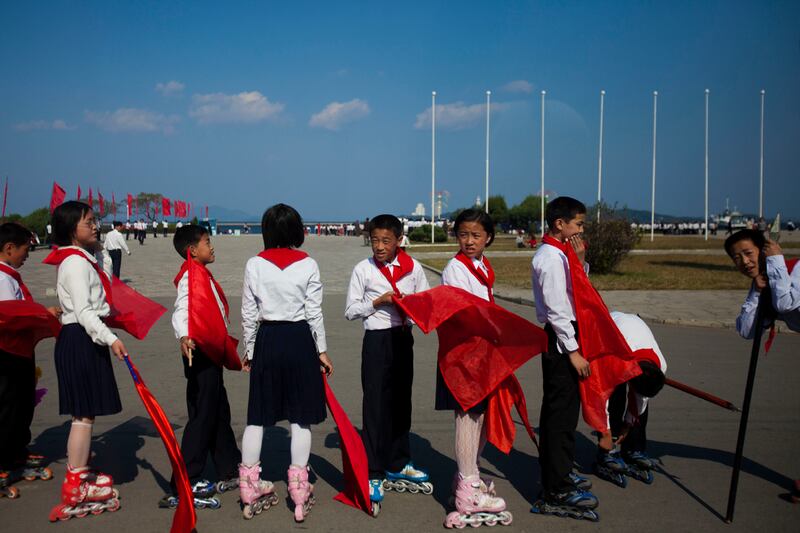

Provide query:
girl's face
left=73, top=210, right=99, bottom=248
left=456, top=221, right=491, bottom=259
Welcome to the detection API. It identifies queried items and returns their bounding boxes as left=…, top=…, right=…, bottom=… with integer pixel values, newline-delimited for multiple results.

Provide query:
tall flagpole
left=704, top=89, right=710, bottom=241
left=431, top=91, right=437, bottom=244
left=540, top=90, right=546, bottom=237
left=759, top=89, right=765, bottom=219
left=650, top=91, right=658, bottom=243
left=597, top=89, right=605, bottom=222
left=485, top=90, right=491, bottom=214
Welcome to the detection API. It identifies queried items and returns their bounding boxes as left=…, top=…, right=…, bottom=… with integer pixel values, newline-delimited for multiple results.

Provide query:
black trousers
left=171, top=350, right=240, bottom=491
left=0, top=351, right=35, bottom=469
left=108, top=249, right=122, bottom=279
left=608, top=383, right=649, bottom=453
left=538, top=323, right=581, bottom=495
left=361, top=326, right=414, bottom=479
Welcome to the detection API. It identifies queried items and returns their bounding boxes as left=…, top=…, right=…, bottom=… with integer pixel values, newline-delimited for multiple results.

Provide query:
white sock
left=241, top=425, right=264, bottom=466
left=290, top=424, right=312, bottom=467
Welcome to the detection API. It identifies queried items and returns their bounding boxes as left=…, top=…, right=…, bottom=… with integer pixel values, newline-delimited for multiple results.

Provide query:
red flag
left=98, top=191, right=105, bottom=216
left=49, top=182, right=66, bottom=214
left=205, top=205, right=208, bottom=219
left=2, top=177, right=8, bottom=217
left=0, top=300, right=61, bottom=357
left=324, top=377, right=372, bottom=514
left=112, top=192, right=116, bottom=215
left=123, top=356, right=196, bottom=533
left=126, top=194, right=132, bottom=218
left=162, top=197, right=172, bottom=217
left=394, top=286, right=548, bottom=452
left=76, top=185, right=82, bottom=201
left=88, top=188, right=93, bottom=209
left=43, top=248, right=166, bottom=339
left=174, top=258, right=241, bottom=370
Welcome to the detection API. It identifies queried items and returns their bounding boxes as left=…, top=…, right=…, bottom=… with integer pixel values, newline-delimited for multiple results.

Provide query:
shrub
left=584, top=217, right=639, bottom=274
left=409, top=224, right=447, bottom=243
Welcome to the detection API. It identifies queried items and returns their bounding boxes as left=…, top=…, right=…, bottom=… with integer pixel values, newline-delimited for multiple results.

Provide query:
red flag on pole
left=76, top=185, right=82, bottom=200
left=112, top=192, right=116, bottom=215
left=88, top=188, right=93, bottom=209
left=205, top=205, right=208, bottom=219
left=49, top=182, right=66, bottom=214
left=162, top=197, right=172, bottom=217
left=98, top=191, right=105, bottom=216
left=2, top=177, right=7, bottom=218
left=126, top=194, right=132, bottom=218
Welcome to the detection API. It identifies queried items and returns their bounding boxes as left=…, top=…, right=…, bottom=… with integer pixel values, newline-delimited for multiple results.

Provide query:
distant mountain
left=207, top=205, right=260, bottom=222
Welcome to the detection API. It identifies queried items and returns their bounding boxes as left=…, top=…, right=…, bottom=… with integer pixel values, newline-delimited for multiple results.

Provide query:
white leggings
left=242, top=424, right=312, bottom=467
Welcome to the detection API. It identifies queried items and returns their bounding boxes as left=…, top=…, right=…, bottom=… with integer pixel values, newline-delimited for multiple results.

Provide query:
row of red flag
left=48, top=181, right=208, bottom=220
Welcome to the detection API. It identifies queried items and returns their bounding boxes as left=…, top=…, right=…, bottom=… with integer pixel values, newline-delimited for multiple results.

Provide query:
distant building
left=413, top=203, right=426, bottom=217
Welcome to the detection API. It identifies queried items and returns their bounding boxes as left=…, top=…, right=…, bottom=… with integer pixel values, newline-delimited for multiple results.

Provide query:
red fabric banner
left=126, top=194, right=132, bottom=218
left=0, top=300, right=61, bottom=358
left=98, top=191, right=105, bottom=216
left=88, top=188, right=93, bottom=209
left=162, top=197, right=172, bottom=217
left=49, top=182, right=66, bottom=214
left=205, top=205, right=208, bottom=219
left=76, top=185, right=81, bottom=200
left=112, top=192, right=116, bottom=215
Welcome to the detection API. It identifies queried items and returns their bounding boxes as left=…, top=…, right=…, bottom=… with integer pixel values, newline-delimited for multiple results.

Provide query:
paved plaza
left=4, top=234, right=798, bottom=532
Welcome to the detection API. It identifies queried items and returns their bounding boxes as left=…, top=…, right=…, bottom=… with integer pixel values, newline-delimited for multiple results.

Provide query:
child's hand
left=319, top=352, right=334, bottom=377
left=569, top=350, right=591, bottom=379
left=598, top=431, right=614, bottom=452
left=180, top=336, right=196, bottom=359
left=763, top=239, right=782, bottom=257
left=373, top=291, right=395, bottom=307
left=110, top=339, right=128, bottom=361
left=46, top=306, right=63, bottom=319
left=568, top=235, right=586, bottom=265
left=241, top=356, right=251, bottom=373
left=754, top=274, right=768, bottom=292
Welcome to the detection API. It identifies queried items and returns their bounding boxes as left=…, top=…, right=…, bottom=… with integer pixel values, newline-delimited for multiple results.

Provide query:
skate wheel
left=6, top=486, right=20, bottom=499
left=210, top=498, right=222, bottom=510
left=111, top=488, right=120, bottom=498
left=643, top=471, right=654, bottom=484
left=243, top=505, right=254, bottom=520
left=500, top=512, right=513, bottom=526
left=76, top=510, right=89, bottom=518
left=371, top=502, right=380, bottom=517
left=421, top=482, right=434, bottom=495
left=23, top=474, right=36, bottom=481
left=41, top=468, right=54, bottom=481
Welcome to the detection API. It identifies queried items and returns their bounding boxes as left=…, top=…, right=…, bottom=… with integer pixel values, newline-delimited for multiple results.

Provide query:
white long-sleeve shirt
left=441, top=255, right=492, bottom=302
left=56, top=246, right=118, bottom=347
left=171, top=270, right=227, bottom=341
left=736, top=255, right=800, bottom=338
left=241, top=255, right=327, bottom=359
left=345, top=255, right=430, bottom=330
left=103, top=229, right=129, bottom=253
left=531, top=242, right=589, bottom=354
left=0, top=261, right=23, bottom=301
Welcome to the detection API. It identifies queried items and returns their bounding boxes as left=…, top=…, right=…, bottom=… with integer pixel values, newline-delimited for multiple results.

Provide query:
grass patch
left=422, top=253, right=774, bottom=290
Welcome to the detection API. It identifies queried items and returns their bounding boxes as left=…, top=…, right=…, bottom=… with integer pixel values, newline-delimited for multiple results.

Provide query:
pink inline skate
left=287, top=464, right=315, bottom=522
left=49, top=465, right=120, bottom=522
left=444, top=474, right=512, bottom=528
left=239, top=462, right=278, bottom=519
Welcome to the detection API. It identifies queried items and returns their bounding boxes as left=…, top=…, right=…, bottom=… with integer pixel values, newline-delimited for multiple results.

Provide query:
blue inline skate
left=158, top=479, right=221, bottom=509
left=368, top=478, right=384, bottom=517
left=623, top=451, right=656, bottom=484
left=595, top=450, right=628, bottom=488
left=384, top=463, right=434, bottom=495
left=530, top=489, right=599, bottom=521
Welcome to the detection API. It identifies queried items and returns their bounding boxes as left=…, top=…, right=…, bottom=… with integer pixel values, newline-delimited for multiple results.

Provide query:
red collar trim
left=258, top=248, right=309, bottom=270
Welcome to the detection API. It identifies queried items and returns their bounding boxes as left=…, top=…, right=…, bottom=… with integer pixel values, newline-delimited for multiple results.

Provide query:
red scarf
left=375, top=248, right=415, bottom=295
left=542, top=234, right=661, bottom=433
left=764, top=257, right=799, bottom=353
left=0, top=262, right=33, bottom=301
left=43, top=248, right=112, bottom=304
left=173, top=259, right=230, bottom=320
left=454, top=251, right=495, bottom=303
left=258, top=248, right=309, bottom=270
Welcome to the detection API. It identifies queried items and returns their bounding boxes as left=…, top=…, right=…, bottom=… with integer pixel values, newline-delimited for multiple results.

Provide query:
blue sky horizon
left=2, top=1, right=798, bottom=221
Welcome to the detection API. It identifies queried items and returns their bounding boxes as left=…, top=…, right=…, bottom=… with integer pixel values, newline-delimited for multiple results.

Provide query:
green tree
left=409, top=224, right=447, bottom=243
left=484, top=195, right=509, bottom=225
left=508, top=195, right=544, bottom=232
left=21, top=207, right=50, bottom=237
left=583, top=203, right=639, bottom=274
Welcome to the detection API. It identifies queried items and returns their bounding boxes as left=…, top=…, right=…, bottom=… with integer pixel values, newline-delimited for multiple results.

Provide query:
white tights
left=454, top=411, right=485, bottom=477
left=241, top=424, right=312, bottom=467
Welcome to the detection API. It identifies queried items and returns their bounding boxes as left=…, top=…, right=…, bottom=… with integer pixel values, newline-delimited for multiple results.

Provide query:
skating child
left=530, top=197, right=599, bottom=519
left=239, top=204, right=333, bottom=522
left=438, top=209, right=511, bottom=527
left=158, top=224, right=243, bottom=510
left=345, top=214, right=431, bottom=506
left=0, top=222, right=60, bottom=496
left=48, top=201, right=127, bottom=520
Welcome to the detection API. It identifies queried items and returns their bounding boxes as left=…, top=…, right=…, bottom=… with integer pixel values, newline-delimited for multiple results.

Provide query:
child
left=0, top=222, right=60, bottom=495
left=240, top=204, right=333, bottom=522
left=103, top=220, right=130, bottom=279
left=345, top=214, right=431, bottom=506
left=438, top=209, right=510, bottom=527
left=159, top=224, right=242, bottom=510
left=48, top=201, right=126, bottom=520
left=530, top=197, right=599, bottom=518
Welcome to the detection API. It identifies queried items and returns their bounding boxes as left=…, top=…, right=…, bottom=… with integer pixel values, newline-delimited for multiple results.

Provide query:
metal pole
left=485, top=90, right=491, bottom=214
left=597, top=90, right=605, bottom=223
left=431, top=91, right=436, bottom=244
left=759, top=89, right=765, bottom=219
left=650, top=91, right=658, bottom=243
left=540, top=90, right=546, bottom=237
left=705, top=89, right=709, bottom=241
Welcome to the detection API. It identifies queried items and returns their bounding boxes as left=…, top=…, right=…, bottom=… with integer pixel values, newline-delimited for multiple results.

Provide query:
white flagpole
left=650, top=90, right=658, bottom=243
left=704, top=88, right=710, bottom=241
left=597, top=89, right=605, bottom=222
left=759, top=89, right=765, bottom=219
left=540, top=90, right=546, bottom=237
left=485, top=90, right=491, bottom=214
left=431, top=91, right=437, bottom=244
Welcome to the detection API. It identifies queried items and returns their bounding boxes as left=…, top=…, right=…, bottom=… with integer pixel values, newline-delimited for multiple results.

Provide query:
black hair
left=545, top=196, right=587, bottom=228
left=113, top=220, right=123, bottom=228
left=368, top=214, right=403, bottom=238
left=629, top=360, right=665, bottom=398
left=453, top=208, right=495, bottom=246
left=173, top=224, right=208, bottom=259
left=0, top=222, right=33, bottom=249
left=51, top=201, right=92, bottom=247
left=261, top=203, right=305, bottom=249
left=724, top=229, right=766, bottom=258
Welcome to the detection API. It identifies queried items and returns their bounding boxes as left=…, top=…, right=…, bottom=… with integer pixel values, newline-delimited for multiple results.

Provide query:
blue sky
left=1, top=0, right=798, bottom=221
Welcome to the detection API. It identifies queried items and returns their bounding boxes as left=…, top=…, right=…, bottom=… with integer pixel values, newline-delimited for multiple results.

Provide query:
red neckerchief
left=258, top=248, right=309, bottom=270
left=454, top=251, right=495, bottom=303
left=173, top=259, right=230, bottom=319
left=43, top=247, right=112, bottom=305
left=541, top=234, right=568, bottom=254
left=0, top=262, right=33, bottom=301
left=375, top=248, right=415, bottom=296
left=764, top=257, right=798, bottom=353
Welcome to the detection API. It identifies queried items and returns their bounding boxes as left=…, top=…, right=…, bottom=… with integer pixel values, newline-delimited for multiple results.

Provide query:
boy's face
left=370, top=228, right=399, bottom=263
left=554, top=213, right=586, bottom=240
left=729, top=239, right=762, bottom=279
left=2, top=242, right=31, bottom=268
left=191, top=234, right=215, bottom=264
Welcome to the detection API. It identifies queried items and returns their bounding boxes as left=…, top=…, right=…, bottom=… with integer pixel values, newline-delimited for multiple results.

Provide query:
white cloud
left=309, top=99, right=370, bottom=130
left=414, top=101, right=509, bottom=130
left=14, top=119, right=76, bottom=131
left=189, top=91, right=284, bottom=124
left=155, top=80, right=185, bottom=96
left=502, top=80, right=534, bottom=94
left=84, top=108, right=180, bottom=134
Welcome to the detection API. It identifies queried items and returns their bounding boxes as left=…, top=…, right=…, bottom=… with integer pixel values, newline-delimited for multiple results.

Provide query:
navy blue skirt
left=435, top=366, right=488, bottom=414
left=247, top=321, right=326, bottom=427
left=54, top=324, right=122, bottom=418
